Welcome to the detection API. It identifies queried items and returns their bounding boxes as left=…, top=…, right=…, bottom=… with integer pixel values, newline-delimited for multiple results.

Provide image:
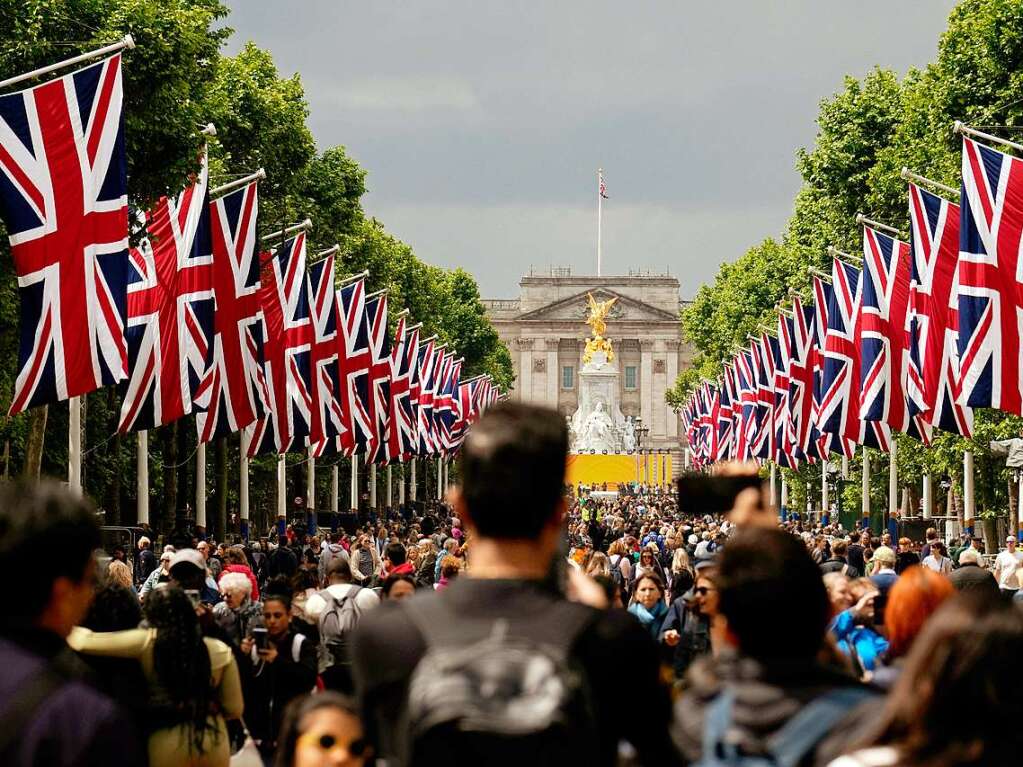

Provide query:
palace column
left=517, top=337, right=534, bottom=403
left=545, top=338, right=559, bottom=408
left=640, top=339, right=655, bottom=437
left=665, top=340, right=680, bottom=440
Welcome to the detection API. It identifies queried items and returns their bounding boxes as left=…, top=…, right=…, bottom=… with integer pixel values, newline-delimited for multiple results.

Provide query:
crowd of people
left=2, top=401, right=1021, bottom=766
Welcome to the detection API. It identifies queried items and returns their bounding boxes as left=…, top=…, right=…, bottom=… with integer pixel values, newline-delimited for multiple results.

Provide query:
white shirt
left=304, top=583, right=380, bottom=621
left=922, top=554, right=953, bottom=575
left=993, top=549, right=1023, bottom=590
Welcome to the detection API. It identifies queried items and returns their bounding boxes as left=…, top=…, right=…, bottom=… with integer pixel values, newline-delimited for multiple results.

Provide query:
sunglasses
left=694, top=586, right=713, bottom=596
left=297, top=731, right=368, bottom=756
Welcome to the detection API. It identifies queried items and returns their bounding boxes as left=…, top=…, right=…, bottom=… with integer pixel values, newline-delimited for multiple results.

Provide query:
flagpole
left=330, top=464, right=339, bottom=513
left=963, top=450, right=975, bottom=536
left=306, top=445, right=316, bottom=519
left=137, top=431, right=149, bottom=524
left=196, top=441, right=207, bottom=532
left=596, top=168, right=603, bottom=277
left=0, top=35, right=135, bottom=91
left=210, top=168, right=265, bottom=199
left=862, top=446, right=871, bottom=529
left=68, top=397, right=82, bottom=497
left=888, top=439, right=898, bottom=530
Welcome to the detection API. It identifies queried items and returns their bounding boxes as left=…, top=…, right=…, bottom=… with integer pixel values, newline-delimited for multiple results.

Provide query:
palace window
left=625, top=365, right=637, bottom=389
left=562, top=365, right=574, bottom=389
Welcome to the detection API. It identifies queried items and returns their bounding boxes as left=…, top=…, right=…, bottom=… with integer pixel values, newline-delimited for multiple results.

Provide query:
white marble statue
left=622, top=416, right=636, bottom=452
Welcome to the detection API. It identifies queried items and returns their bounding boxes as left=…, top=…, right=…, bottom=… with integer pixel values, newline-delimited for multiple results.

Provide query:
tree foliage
left=0, top=0, right=512, bottom=529
left=675, top=0, right=1023, bottom=521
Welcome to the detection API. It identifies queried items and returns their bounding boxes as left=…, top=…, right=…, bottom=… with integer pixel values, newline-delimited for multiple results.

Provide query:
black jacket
left=949, top=563, right=999, bottom=596
left=0, top=628, right=145, bottom=766
left=352, top=578, right=681, bottom=767
left=239, top=628, right=318, bottom=748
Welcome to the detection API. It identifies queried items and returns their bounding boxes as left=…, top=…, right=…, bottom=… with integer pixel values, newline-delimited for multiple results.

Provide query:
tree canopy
left=671, top=0, right=1023, bottom=523
left=0, top=0, right=512, bottom=532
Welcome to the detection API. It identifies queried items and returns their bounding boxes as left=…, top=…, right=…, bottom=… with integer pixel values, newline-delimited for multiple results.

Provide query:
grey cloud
left=224, top=1, right=958, bottom=297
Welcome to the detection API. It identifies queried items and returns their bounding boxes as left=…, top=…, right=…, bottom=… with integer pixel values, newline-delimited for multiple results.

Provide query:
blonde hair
left=585, top=551, right=611, bottom=578
left=106, top=559, right=133, bottom=589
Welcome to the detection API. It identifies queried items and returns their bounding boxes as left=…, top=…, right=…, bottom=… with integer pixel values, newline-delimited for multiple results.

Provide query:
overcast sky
left=224, top=1, right=958, bottom=298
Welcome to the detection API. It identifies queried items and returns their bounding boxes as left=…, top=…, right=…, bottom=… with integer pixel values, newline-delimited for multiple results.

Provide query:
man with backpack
left=671, top=527, right=876, bottom=767
left=318, top=532, right=350, bottom=586
left=305, top=558, right=379, bottom=693
left=352, top=402, right=679, bottom=767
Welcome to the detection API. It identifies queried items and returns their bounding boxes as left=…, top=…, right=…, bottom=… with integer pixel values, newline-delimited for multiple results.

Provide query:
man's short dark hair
left=326, top=556, right=353, bottom=583
left=459, top=402, right=568, bottom=539
left=716, top=528, right=830, bottom=662
left=385, top=542, right=406, bottom=566
left=0, top=480, right=100, bottom=624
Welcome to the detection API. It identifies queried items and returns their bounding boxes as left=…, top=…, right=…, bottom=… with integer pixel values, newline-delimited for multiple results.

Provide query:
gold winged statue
left=583, top=292, right=618, bottom=364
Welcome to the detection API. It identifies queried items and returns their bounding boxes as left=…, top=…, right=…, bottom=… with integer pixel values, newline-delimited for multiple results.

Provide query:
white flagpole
left=0, top=35, right=135, bottom=91
left=136, top=431, right=149, bottom=524
left=862, top=447, right=871, bottom=524
left=888, top=440, right=898, bottom=525
left=399, top=461, right=406, bottom=505
left=276, top=454, right=286, bottom=520
left=330, top=464, right=339, bottom=513
left=306, top=446, right=316, bottom=515
left=350, top=459, right=358, bottom=512
left=68, top=397, right=82, bottom=496
left=410, top=458, right=417, bottom=502
left=963, top=450, right=975, bottom=535
left=369, top=463, right=377, bottom=510
left=596, top=168, right=603, bottom=277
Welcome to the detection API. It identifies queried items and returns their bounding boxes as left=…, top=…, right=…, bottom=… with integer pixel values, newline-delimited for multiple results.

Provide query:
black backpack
left=402, top=598, right=601, bottom=766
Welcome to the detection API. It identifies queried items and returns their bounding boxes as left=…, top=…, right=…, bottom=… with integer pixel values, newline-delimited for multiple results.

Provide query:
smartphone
left=251, top=626, right=269, bottom=651
left=677, top=474, right=761, bottom=516
left=184, top=589, right=201, bottom=608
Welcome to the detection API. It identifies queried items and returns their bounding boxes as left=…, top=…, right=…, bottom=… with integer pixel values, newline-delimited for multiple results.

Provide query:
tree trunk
left=106, top=388, right=122, bottom=525
left=22, top=405, right=47, bottom=479
left=177, top=419, right=190, bottom=527
left=215, top=436, right=228, bottom=541
left=161, top=422, right=178, bottom=533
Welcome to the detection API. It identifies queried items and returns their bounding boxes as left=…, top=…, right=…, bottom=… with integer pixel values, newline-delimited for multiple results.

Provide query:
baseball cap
left=168, top=548, right=205, bottom=573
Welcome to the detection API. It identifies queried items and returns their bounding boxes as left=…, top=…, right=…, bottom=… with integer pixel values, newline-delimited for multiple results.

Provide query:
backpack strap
left=699, top=689, right=735, bottom=764
left=765, top=687, right=873, bottom=767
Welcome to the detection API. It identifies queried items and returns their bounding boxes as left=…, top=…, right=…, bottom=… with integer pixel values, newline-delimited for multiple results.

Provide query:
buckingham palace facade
left=484, top=269, right=695, bottom=461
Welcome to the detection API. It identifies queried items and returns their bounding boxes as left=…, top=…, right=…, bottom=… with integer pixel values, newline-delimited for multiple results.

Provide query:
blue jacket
left=830, top=610, right=889, bottom=672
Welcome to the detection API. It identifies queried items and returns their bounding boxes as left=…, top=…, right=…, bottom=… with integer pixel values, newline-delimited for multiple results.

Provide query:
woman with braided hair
left=69, top=585, right=243, bottom=767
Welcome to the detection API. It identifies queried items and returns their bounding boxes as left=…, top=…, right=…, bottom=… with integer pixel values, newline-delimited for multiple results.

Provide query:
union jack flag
left=336, top=277, right=374, bottom=456
left=119, top=153, right=213, bottom=432
left=820, top=258, right=890, bottom=457
left=734, top=349, right=758, bottom=462
left=437, top=357, right=463, bottom=452
left=430, top=351, right=455, bottom=452
left=907, top=181, right=973, bottom=436
left=364, top=292, right=392, bottom=463
left=774, top=314, right=798, bottom=467
left=246, top=234, right=313, bottom=456
left=305, top=251, right=345, bottom=453
left=809, top=276, right=840, bottom=460
left=716, top=371, right=734, bottom=462
left=787, top=296, right=816, bottom=460
left=859, top=226, right=930, bottom=444
left=383, top=317, right=420, bottom=462
left=0, top=55, right=129, bottom=413
left=957, top=137, right=1023, bottom=415
left=194, top=180, right=267, bottom=442
left=750, top=334, right=775, bottom=460
left=416, top=340, right=443, bottom=455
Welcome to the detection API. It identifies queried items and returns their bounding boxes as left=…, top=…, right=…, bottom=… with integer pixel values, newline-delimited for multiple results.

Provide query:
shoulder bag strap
left=766, top=686, right=873, bottom=767
left=699, top=688, right=735, bottom=764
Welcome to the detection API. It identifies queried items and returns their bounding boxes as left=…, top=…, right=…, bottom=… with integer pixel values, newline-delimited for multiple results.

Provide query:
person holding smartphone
left=240, top=583, right=318, bottom=762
